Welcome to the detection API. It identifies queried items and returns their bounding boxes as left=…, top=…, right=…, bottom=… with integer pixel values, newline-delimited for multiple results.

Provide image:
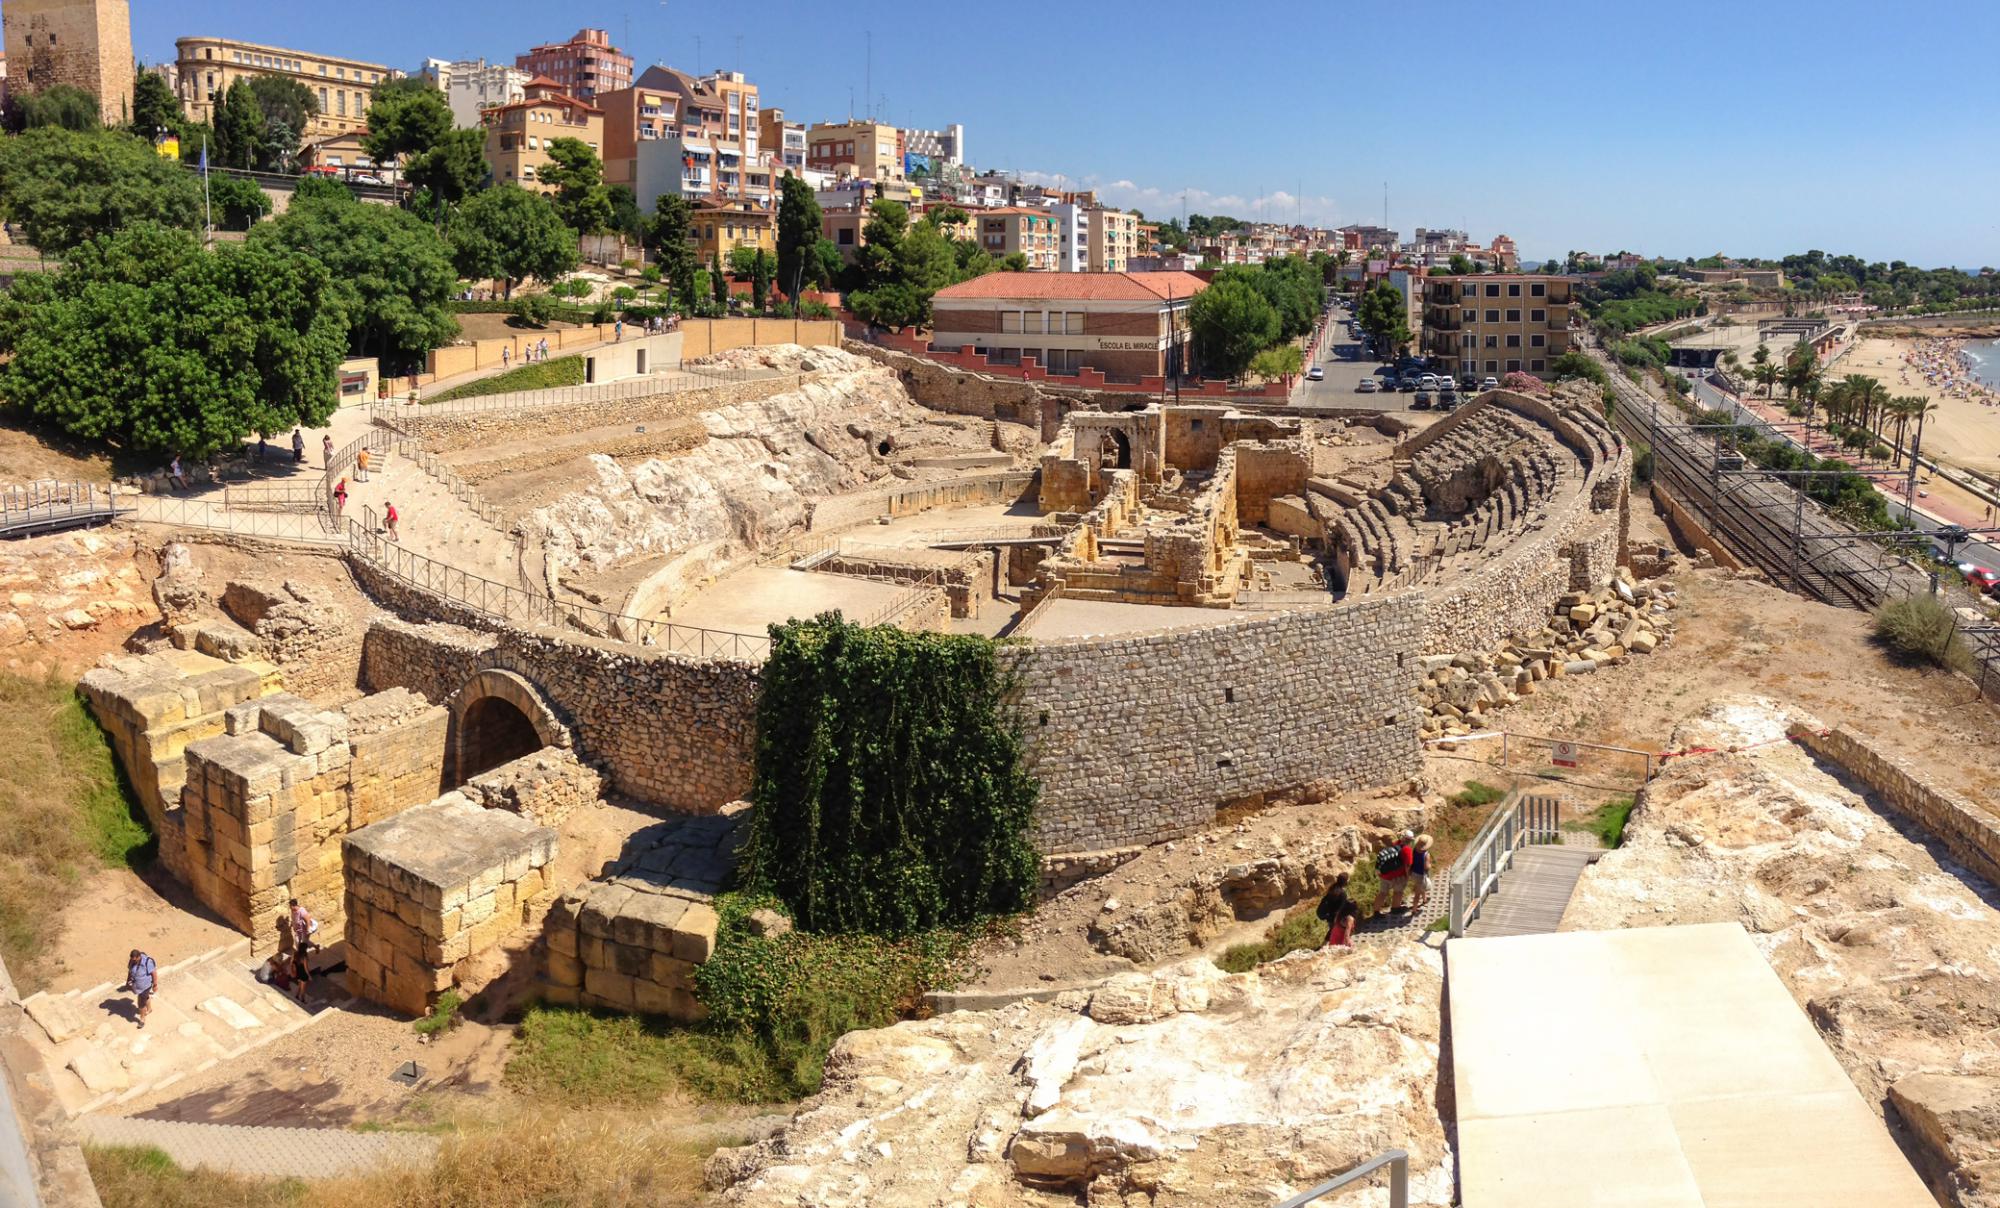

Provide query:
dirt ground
left=0, top=413, right=114, bottom=486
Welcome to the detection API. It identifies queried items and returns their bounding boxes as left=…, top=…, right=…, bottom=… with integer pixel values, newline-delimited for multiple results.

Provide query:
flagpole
left=201, top=135, right=212, bottom=246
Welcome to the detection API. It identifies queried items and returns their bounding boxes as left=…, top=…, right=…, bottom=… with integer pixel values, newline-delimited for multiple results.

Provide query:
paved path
left=1461, top=845, right=1602, bottom=938
left=84, top=1115, right=437, bottom=1179
left=15, top=940, right=343, bottom=1117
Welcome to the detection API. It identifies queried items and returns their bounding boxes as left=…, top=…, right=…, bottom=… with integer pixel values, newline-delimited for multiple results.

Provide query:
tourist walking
left=167, top=456, right=189, bottom=492
left=1317, top=873, right=1360, bottom=948
left=384, top=500, right=399, bottom=542
left=502, top=345, right=511, bottom=369
left=1371, top=831, right=1415, bottom=916
left=538, top=337, right=548, bottom=362
left=291, top=427, right=306, bottom=464
left=322, top=434, right=334, bottom=468
left=288, top=898, right=319, bottom=995
left=333, top=478, right=347, bottom=515
left=124, top=950, right=159, bottom=1029
left=355, top=448, right=371, bottom=482
left=1409, top=833, right=1433, bottom=912
left=615, top=318, right=624, bottom=342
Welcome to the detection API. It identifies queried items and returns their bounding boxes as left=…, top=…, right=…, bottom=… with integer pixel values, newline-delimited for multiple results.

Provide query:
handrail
left=1274, top=1148, right=1409, bottom=1208
left=0, top=479, right=125, bottom=533
left=1446, top=792, right=1560, bottom=938
left=366, top=366, right=803, bottom=423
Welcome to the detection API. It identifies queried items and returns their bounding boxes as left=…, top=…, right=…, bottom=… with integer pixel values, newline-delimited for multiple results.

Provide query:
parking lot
left=1292, top=303, right=1469, bottom=415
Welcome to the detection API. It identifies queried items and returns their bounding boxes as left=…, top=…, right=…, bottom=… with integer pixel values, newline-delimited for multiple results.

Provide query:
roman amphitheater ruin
left=10, top=316, right=1999, bottom=1206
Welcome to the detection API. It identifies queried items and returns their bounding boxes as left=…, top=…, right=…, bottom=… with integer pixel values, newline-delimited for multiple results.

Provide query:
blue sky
left=138, top=0, right=2000, bottom=268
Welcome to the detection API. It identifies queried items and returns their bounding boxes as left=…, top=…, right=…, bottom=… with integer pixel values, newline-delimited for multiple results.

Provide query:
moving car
left=1356, top=378, right=1380, bottom=393
left=1968, top=566, right=2000, bottom=595
left=1306, top=366, right=1325, bottom=381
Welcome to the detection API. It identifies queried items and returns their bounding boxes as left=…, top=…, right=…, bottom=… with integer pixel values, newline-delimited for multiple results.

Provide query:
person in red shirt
left=384, top=500, right=400, bottom=543
left=1372, top=831, right=1416, bottom=916
left=1317, top=873, right=1360, bottom=947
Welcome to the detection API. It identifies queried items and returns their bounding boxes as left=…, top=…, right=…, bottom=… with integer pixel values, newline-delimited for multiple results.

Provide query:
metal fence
left=0, top=479, right=126, bottom=536
left=220, top=483, right=324, bottom=513
left=131, top=496, right=346, bottom=546
left=367, top=366, right=800, bottom=424
left=1274, top=1149, right=1410, bottom=1208
left=1426, top=730, right=1657, bottom=792
left=1447, top=792, right=1560, bottom=938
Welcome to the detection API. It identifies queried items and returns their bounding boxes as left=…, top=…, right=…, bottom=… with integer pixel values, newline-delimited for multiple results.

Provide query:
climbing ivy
left=742, top=614, right=1040, bottom=936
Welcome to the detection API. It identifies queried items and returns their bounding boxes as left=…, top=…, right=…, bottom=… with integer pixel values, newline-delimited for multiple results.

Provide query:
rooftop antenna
left=865, top=31, right=872, bottom=120
left=1383, top=181, right=1388, bottom=231
left=695, top=35, right=702, bottom=69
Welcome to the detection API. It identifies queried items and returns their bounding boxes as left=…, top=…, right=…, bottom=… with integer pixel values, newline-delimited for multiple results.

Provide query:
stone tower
left=2, top=0, right=135, bottom=126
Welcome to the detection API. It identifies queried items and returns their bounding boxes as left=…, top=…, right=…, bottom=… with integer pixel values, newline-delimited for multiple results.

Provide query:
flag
left=199, top=140, right=208, bottom=173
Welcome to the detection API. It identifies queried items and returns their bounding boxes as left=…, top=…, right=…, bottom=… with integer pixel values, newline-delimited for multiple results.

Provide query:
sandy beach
left=1838, top=336, right=2000, bottom=477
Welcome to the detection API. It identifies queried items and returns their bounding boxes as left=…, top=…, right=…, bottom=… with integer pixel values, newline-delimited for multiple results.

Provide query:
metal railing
left=131, top=496, right=346, bottom=546
left=1009, top=582, right=1065, bottom=637
left=0, top=479, right=126, bottom=534
left=1274, top=1149, right=1410, bottom=1208
left=1446, top=792, right=1560, bottom=938
left=367, top=366, right=802, bottom=423
left=220, top=483, right=324, bottom=513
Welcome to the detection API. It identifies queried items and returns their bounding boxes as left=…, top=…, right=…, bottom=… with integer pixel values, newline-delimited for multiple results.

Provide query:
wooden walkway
left=1461, top=845, right=1602, bottom=938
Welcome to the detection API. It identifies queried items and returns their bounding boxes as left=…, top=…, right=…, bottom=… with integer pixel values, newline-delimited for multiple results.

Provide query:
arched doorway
left=1101, top=428, right=1132, bottom=471
left=457, top=694, right=544, bottom=782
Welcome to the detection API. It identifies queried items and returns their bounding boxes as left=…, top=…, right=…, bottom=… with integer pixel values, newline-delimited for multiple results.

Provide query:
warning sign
left=1551, top=740, right=1580, bottom=768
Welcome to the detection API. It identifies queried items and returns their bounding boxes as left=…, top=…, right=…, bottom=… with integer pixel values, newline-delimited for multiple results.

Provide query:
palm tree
left=1904, top=397, right=1938, bottom=466
left=1837, top=374, right=1888, bottom=444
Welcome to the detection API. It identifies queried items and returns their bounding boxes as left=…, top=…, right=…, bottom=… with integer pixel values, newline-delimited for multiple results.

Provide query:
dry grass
left=0, top=673, right=152, bottom=988
left=90, top=1108, right=727, bottom=1208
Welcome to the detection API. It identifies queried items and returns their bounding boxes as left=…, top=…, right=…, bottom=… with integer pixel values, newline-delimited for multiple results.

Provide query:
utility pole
left=865, top=31, right=872, bottom=120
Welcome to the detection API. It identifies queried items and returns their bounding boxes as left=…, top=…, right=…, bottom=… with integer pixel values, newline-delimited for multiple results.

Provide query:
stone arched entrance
left=446, top=669, right=568, bottom=785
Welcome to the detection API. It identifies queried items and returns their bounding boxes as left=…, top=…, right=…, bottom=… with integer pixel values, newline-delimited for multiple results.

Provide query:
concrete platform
left=1448, top=923, right=1932, bottom=1207
left=669, top=564, right=911, bottom=633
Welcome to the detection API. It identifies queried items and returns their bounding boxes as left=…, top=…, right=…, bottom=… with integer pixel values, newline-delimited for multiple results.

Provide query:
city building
left=975, top=208, right=1059, bottom=271
left=479, top=78, right=602, bottom=192
left=1051, top=200, right=1091, bottom=272
left=929, top=271, right=1208, bottom=378
left=806, top=120, right=902, bottom=181
left=690, top=199, right=773, bottom=266
left=900, top=122, right=966, bottom=170
left=175, top=37, right=398, bottom=139
left=1129, top=252, right=1203, bottom=272
left=1088, top=207, right=1139, bottom=273
left=605, top=65, right=765, bottom=212
left=423, top=57, right=529, bottom=127
left=758, top=106, right=806, bottom=175
left=1687, top=266, right=1786, bottom=289
left=4, top=0, right=132, bottom=125
left=1421, top=274, right=1575, bottom=378
left=1339, top=223, right=1398, bottom=252
left=514, top=28, right=630, bottom=103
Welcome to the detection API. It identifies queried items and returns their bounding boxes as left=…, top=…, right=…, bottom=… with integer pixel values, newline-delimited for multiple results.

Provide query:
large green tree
left=243, top=75, right=318, bottom=172
left=1189, top=278, right=1281, bottom=379
left=250, top=187, right=458, bottom=372
left=211, top=79, right=265, bottom=171
left=1355, top=280, right=1412, bottom=356
left=206, top=174, right=272, bottom=230
left=130, top=74, right=180, bottom=138
left=0, top=127, right=202, bottom=253
left=405, top=126, right=488, bottom=214
left=540, top=137, right=611, bottom=235
left=643, top=193, right=699, bottom=313
left=20, top=85, right=101, bottom=132
left=774, top=174, right=825, bottom=298
left=448, top=185, right=577, bottom=298
left=0, top=224, right=345, bottom=455
left=361, top=78, right=452, bottom=172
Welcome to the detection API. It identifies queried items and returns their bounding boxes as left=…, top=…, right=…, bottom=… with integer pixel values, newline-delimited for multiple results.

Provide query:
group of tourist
left=121, top=899, right=321, bottom=1029
left=1315, top=830, right=1433, bottom=947
left=502, top=338, right=552, bottom=369
left=1898, top=336, right=1998, bottom=408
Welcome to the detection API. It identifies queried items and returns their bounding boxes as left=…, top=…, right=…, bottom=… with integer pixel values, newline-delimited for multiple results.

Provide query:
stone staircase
left=16, top=939, right=340, bottom=1116
left=340, top=445, right=530, bottom=589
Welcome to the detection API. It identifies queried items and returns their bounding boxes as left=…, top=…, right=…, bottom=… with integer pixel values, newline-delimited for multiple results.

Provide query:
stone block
left=584, top=966, right=638, bottom=1011
left=546, top=918, right=579, bottom=957
left=649, top=952, right=695, bottom=992
left=546, top=948, right=584, bottom=988
left=672, top=904, right=719, bottom=964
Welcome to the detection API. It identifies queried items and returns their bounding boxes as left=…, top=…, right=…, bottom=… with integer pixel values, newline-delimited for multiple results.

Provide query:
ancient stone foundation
left=342, top=795, right=558, bottom=1016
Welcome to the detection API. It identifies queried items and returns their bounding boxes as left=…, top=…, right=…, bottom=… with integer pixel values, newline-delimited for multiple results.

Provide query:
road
left=1292, top=301, right=1422, bottom=414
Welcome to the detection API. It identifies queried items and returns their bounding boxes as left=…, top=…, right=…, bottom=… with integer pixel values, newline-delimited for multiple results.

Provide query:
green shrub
left=413, top=989, right=462, bottom=1036
left=1446, top=780, right=1506, bottom=809
left=426, top=355, right=586, bottom=403
left=510, top=294, right=557, bottom=327
left=1567, top=797, right=1636, bottom=848
left=1872, top=594, right=1974, bottom=673
left=1348, top=855, right=1381, bottom=919
left=1215, top=904, right=1324, bottom=972
left=743, top=616, right=1040, bottom=936
left=1631, top=441, right=1655, bottom=484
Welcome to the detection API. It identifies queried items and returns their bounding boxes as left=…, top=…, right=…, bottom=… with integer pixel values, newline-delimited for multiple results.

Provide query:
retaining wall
left=1793, top=723, right=2000, bottom=890
left=387, top=374, right=811, bottom=450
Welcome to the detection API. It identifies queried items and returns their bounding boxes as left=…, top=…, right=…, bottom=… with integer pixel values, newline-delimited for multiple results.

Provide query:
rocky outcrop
left=1565, top=697, right=2000, bottom=1208
left=708, top=945, right=1453, bottom=1207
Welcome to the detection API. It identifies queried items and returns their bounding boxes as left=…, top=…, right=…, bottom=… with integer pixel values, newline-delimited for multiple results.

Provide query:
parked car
left=1412, top=390, right=1434, bottom=410
left=1438, top=375, right=1458, bottom=391
left=352, top=174, right=385, bottom=185
left=1968, top=566, right=2000, bottom=595
left=1306, top=366, right=1325, bottom=381
left=1399, top=377, right=1420, bottom=392
left=1356, top=378, right=1380, bottom=393
left=1481, top=376, right=1501, bottom=391
left=1438, top=389, right=1460, bottom=409
left=1417, top=374, right=1441, bottom=391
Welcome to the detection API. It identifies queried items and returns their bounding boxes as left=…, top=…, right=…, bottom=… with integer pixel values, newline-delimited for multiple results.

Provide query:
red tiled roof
left=934, top=272, right=1210, bottom=303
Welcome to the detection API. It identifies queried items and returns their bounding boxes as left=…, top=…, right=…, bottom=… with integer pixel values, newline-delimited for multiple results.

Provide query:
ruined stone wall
left=818, top=551, right=993, bottom=619
left=808, top=471, right=1035, bottom=534
left=1008, top=594, right=1426, bottom=853
left=359, top=616, right=760, bottom=813
left=1231, top=442, right=1311, bottom=528
left=1793, top=724, right=2000, bottom=891
left=457, top=748, right=605, bottom=829
left=217, top=579, right=366, bottom=702
left=849, top=341, right=1048, bottom=424
left=387, top=374, right=812, bottom=450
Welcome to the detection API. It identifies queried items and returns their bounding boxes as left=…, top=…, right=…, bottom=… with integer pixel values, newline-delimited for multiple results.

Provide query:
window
left=1485, top=360, right=1498, bottom=372
left=836, top=227, right=854, bottom=246
left=1000, top=311, right=1021, bottom=334
left=1485, top=309, right=1500, bottom=322
left=1530, top=308, right=1546, bottom=323
left=1485, top=283, right=1500, bottom=297
left=1066, top=312, right=1084, bottom=335
left=522, top=166, right=535, bottom=180
left=1507, top=283, right=1521, bottom=297
left=1462, top=308, right=1476, bottom=322
left=337, top=92, right=346, bottom=116
left=1531, top=359, right=1546, bottom=372
left=1506, top=309, right=1520, bottom=322
left=1531, top=334, right=1546, bottom=348
left=1485, top=335, right=1498, bottom=348
left=205, top=48, right=214, bottom=59
left=1531, top=282, right=1546, bottom=297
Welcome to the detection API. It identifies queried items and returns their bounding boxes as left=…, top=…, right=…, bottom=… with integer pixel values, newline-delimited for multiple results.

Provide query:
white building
left=1051, top=200, right=1091, bottom=272
left=422, top=57, right=530, bottom=128
left=901, top=122, right=966, bottom=168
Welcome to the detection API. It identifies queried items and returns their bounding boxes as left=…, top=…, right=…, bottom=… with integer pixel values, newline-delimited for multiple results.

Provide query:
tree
left=751, top=249, right=774, bottom=311
left=0, top=127, right=202, bottom=253
left=812, top=238, right=844, bottom=289
left=727, top=245, right=762, bottom=280
left=20, top=85, right=101, bottom=132
left=1188, top=278, right=1280, bottom=379
left=541, top=137, right=611, bottom=235
left=206, top=174, right=272, bottom=230
left=130, top=73, right=180, bottom=139
left=711, top=252, right=729, bottom=307
left=1249, top=344, right=1305, bottom=383
left=851, top=199, right=909, bottom=288
left=1752, top=361, right=1780, bottom=397
left=361, top=78, right=452, bottom=173
left=405, top=126, right=488, bottom=214
left=1448, top=252, right=1474, bottom=276
left=252, top=186, right=459, bottom=372
left=643, top=193, right=699, bottom=313
left=1781, top=342, right=1817, bottom=399
left=997, top=252, right=1029, bottom=272
left=212, top=79, right=265, bottom=171
left=775, top=174, right=825, bottom=298
left=241, top=75, right=318, bottom=172
left=448, top=185, right=577, bottom=299
left=606, top=184, right=643, bottom=241
left=0, top=224, right=346, bottom=456
left=1355, top=280, right=1412, bottom=357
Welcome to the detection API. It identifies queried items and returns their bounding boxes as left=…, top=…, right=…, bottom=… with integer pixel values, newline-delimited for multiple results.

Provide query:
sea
left=1964, top=339, right=2000, bottom=389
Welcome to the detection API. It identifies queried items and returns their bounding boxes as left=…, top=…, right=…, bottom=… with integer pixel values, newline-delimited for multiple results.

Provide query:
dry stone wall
left=1794, top=723, right=2000, bottom=891
left=457, top=748, right=605, bottom=829
left=387, top=375, right=811, bottom=450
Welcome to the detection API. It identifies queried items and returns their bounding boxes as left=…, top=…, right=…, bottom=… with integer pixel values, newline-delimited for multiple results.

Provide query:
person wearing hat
left=1409, top=833, right=1434, bottom=912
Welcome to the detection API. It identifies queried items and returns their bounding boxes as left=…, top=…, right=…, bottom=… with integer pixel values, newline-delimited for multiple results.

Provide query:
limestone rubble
left=1564, top=696, right=2000, bottom=1208
left=708, top=945, right=1453, bottom=1207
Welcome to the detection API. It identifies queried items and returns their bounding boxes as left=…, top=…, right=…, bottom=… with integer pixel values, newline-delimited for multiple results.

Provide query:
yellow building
left=1421, top=274, right=1575, bottom=377
left=691, top=200, right=774, bottom=265
left=174, top=36, right=399, bottom=140
left=480, top=80, right=604, bottom=192
left=1087, top=207, right=1138, bottom=273
left=805, top=119, right=902, bottom=181
left=976, top=208, right=1058, bottom=271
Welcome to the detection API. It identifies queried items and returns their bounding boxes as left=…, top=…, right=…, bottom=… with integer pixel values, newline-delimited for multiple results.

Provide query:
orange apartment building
left=480, top=78, right=603, bottom=192
left=514, top=27, right=629, bottom=103
left=599, top=65, right=768, bottom=211
left=1421, top=274, right=1575, bottom=377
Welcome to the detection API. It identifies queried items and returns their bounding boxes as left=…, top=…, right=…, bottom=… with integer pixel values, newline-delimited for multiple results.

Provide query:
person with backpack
left=124, top=950, right=160, bottom=1029
left=1372, top=831, right=1416, bottom=916
left=1409, top=833, right=1434, bottom=912
left=1316, top=873, right=1360, bottom=948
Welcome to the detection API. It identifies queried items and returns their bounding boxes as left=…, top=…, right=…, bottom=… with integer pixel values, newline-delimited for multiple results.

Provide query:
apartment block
left=480, top=78, right=602, bottom=192
left=604, top=65, right=765, bottom=211
left=690, top=199, right=773, bottom=266
left=1051, top=201, right=1091, bottom=272
left=515, top=28, right=629, bottom=103
left=901, top=122, right=965, bottom=168
left=806, top=120, right=902, bottom=181
left=758, top=106, right=806, bottom=174
left=423, top=57, right=529, bottom=127
left=175, top=36, right=398, bottom=139
left=1421, top=274, right=1575, bottom=377
left=4, top=0, right=132, bottom=125
left=977, top=208, right=1059, bottom=271
left=930, top=272, right=1207, bottom=378
left=1088, top=208, right=1139, bottom=273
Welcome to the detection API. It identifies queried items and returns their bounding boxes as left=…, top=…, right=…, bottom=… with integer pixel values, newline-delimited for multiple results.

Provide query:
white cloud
left=1013, top=171, right=1341, bottom=226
